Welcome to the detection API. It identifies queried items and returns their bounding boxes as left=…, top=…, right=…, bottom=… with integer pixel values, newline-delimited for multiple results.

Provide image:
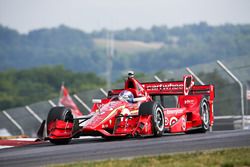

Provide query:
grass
left=52, top=147, right=250, bottom=167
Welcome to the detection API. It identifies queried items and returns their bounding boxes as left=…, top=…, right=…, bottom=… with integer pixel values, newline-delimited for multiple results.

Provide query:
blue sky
left=1, top=0, right=250, bottom=33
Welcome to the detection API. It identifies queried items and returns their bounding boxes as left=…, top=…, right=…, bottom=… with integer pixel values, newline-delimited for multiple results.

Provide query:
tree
left=0, top=66, right=106, bottom=110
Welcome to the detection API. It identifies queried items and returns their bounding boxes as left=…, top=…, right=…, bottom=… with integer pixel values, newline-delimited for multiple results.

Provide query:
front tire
left=47, top=107, right=74, bottom=125
left=139, top=102, right=165, bottom=137
left=47, top=107, right=73, bottom=145
left=49, top=138, right=71, bottom=145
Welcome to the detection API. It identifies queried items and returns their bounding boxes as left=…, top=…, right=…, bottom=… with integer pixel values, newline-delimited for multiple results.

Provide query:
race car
left=37, top=71, right=215, bottom=144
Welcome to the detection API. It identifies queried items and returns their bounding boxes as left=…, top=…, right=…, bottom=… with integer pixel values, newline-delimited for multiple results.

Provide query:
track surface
left=0, top=129, right=250, bottom=167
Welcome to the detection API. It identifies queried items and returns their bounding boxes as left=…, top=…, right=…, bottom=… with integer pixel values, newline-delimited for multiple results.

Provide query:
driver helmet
left=118, top=90, right=134, bottom=103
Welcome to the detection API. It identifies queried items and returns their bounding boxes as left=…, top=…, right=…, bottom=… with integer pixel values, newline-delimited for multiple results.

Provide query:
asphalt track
left=0, top=129, right=250, bottom=167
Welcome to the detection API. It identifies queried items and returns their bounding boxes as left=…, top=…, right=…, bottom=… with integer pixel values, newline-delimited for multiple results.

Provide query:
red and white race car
left=38, top=71, right=215, bottom=144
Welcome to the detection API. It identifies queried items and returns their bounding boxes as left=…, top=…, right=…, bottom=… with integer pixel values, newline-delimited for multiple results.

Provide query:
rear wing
left=141, top=75, right=214, bottom=100
left=108, top=75, right=214, bottom=101
left=142, top=82, right=214, bottom=99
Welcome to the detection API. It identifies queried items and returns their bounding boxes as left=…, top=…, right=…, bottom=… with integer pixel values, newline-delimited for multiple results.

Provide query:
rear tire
left=47, top=107, right=73, bottom=145
left=186, top=97, right=210, bottom=134
left=200, top=98, right=210, bottom=132
left=139, top=102, right=165, bottom=137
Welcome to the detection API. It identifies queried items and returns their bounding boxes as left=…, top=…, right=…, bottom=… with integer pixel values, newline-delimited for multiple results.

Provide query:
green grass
left=52, top=147, right=250, bottom=167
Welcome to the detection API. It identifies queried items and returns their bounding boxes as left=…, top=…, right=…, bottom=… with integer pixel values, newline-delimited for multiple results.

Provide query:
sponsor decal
left=145, top=83, right=183, bottom=91
left=184, top=99, right=195, bottom=105
left=165, top=118, right=169, bottom=126
left=170, top=117, right=178, bottom=126
left=167, top=109, right=183, bottom=115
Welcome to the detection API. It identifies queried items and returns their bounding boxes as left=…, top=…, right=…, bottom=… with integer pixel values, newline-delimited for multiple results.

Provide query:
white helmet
left=118, top=90, right=134, bottom=103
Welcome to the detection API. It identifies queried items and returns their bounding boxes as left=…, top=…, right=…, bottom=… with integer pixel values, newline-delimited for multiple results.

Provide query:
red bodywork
left=44, top=75, right=215, bottom=140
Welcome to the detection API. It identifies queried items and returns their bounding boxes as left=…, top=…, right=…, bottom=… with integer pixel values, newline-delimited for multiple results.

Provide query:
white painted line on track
left=0, top=145, right=14, bottom=149
left=78, top=136, right=101, bottom=139
left=9, top=138, right=38, bottom=141
left=5, top=136, right=100, bottom=143
left=0, top=136, right=101, bottom=149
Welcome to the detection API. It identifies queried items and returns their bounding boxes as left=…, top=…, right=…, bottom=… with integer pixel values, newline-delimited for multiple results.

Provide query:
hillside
left=1, top=23, right=250, bottom=80
left=94, top=38, right=164, bottom=54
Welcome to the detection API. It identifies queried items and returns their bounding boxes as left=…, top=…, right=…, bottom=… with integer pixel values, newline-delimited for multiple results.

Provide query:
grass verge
left=52, top=147, right=250, bottom=167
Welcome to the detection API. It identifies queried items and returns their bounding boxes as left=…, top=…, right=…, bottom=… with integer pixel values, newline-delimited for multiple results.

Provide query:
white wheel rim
left=156, top=108, right=164, bottom=131
left=202, top=102, right=209, bottom=129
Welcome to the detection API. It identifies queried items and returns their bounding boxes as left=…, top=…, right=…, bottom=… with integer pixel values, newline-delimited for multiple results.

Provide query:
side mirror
left=92, top=99, right=102, bottom=104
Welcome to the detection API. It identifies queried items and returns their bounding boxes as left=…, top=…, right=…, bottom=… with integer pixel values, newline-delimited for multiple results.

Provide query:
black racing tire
left=139, top=101, right=165, bottom=137
left=199, top=97, right=210, bottom=133
left=185, top=97, right=210, bottom=134
left=49, top=138, right=71, bottom=145
left=47, top=107, right=73, bottom=145
left=47, top=107, right=74, bottom=125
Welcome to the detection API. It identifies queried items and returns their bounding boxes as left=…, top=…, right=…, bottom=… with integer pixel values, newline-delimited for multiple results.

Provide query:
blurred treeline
left=0, top=66, right=105, bottom=110
left=1, top=22, right=250, bottom=77
left=93, top=22, right=250, bottom=73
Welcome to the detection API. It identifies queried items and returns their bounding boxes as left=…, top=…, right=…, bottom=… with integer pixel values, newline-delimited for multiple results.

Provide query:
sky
left=0, top=0, right=250, bottom=34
